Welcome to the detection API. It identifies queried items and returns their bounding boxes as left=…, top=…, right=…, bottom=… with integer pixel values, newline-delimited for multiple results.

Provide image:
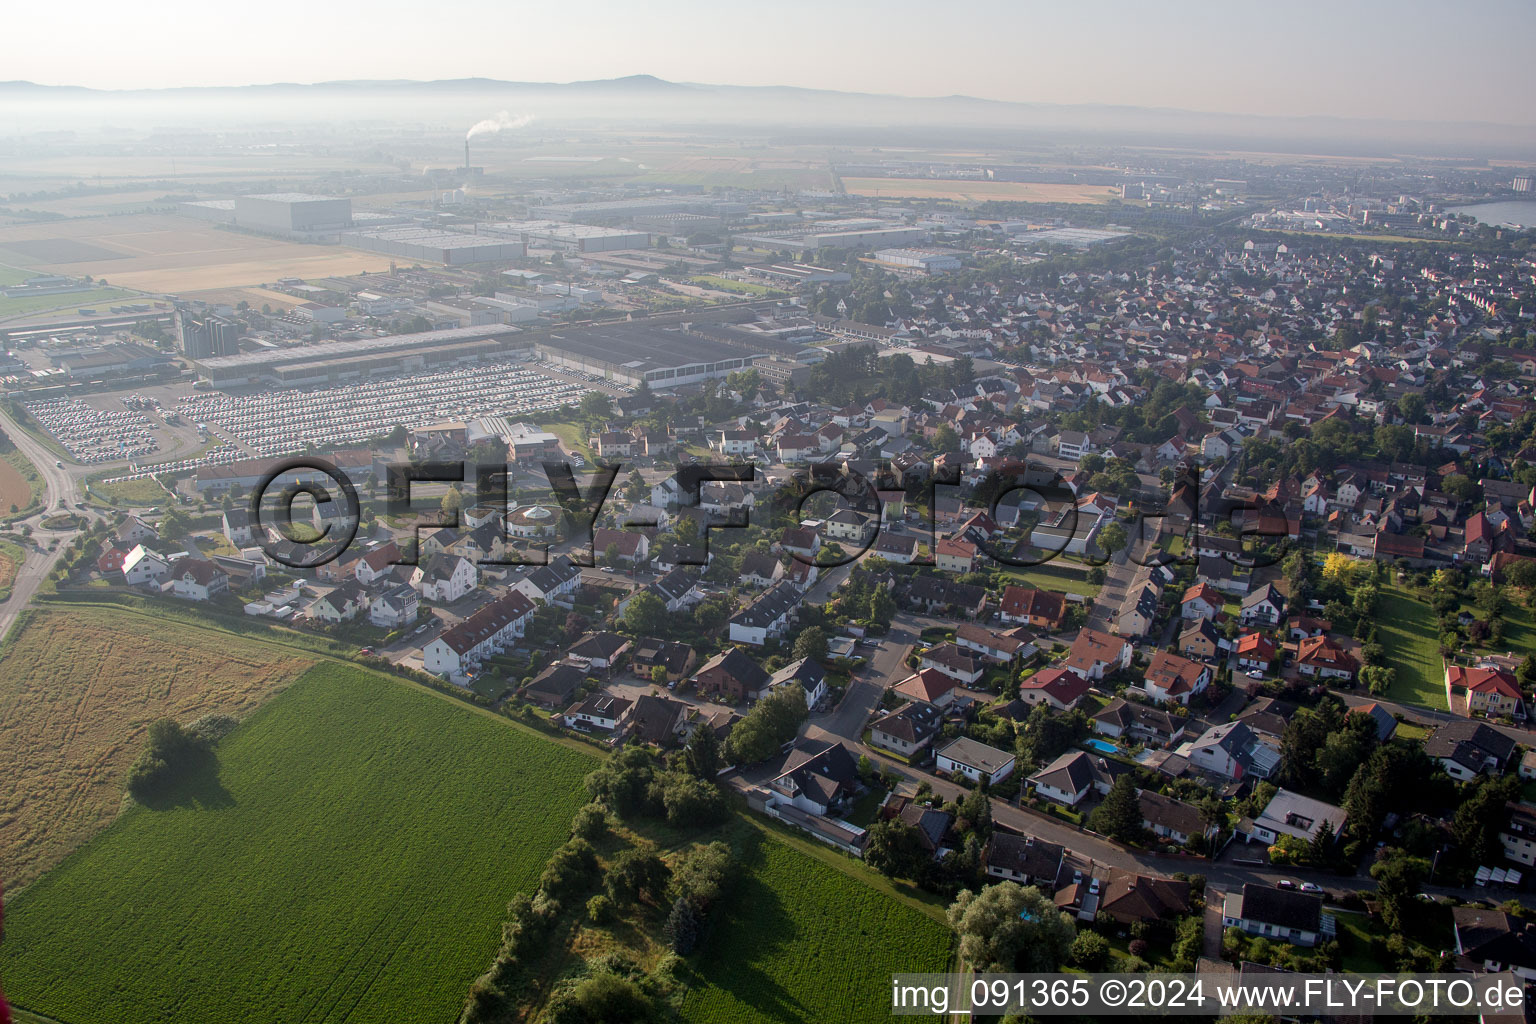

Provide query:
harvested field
left=180, top=285, right=308, bottom=309
left=0, top=449, right=38, bottom=513
left=0, top=538, right=21, bottom=599
left=0, top=604, right=316, bottom=889
left=0, top=214, right=395, bottom=293
left=841, top=177, right=1118, bottom=203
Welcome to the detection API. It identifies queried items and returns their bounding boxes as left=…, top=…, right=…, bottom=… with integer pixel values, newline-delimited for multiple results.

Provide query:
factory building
left=233, top=194, right=353, bottom=235
left=873, top=248, right=963, bottom=273
left=734, top=225, right=928, bottom=254
left=535, top=321, right=789, bottom=388
left=178, top=310, right=243, bottom=359
left=340, top=227, right=525, bottom=265
left=192, top=326, right=529, bottom=388
left=482, top=221, right=648, bottom=253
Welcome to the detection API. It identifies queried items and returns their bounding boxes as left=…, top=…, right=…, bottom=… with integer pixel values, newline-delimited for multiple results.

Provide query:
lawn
left=538, top=418, right=594, bottom=459
left=997, top=563, right=1101, bottom=598
left=0, top=604, right=318, bottom=890
left=1376, top=586, right=1447, bottom=710
left=87, top=473, right=170, bottom=507
left=678, top=837, right=952, bottom=1024
left=0, top=662, right=598, bottom=1024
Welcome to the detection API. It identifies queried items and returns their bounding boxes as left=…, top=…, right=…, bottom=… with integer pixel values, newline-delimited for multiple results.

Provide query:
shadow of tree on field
left=135, top=745, right=235, bottom=811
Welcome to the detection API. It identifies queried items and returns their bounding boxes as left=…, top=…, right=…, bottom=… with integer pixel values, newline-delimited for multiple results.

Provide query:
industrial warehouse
left=535, top=318, right=799, bottom=387
left=190, top=325, right=530, bottom=388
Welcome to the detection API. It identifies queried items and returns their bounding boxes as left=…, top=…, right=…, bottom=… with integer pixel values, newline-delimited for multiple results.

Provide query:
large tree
left=947, top=883, right=1077, bottom=972
left=863, top=819, right=931, bottom=880
left=1088, top=774, right=1146, bottom=845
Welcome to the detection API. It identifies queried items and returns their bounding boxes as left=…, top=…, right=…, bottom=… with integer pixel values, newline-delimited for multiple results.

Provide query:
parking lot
left=176, top=360, right=591, bottom=458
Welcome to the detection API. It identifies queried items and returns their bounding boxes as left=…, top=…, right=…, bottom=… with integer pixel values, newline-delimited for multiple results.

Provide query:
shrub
left=1070, top=931, right=1111, bottom=970
left=1128, top=938, right=1149, bottom=958
left=586, top=893, right=615, bottom=924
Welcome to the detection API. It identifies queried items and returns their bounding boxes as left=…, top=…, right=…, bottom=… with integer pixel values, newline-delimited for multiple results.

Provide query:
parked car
left=1276, top=879, right=1296, bottom=890
left=1299, top=882, right=1324, bottom=894
left=1246, top=669, right=1265, bottom=679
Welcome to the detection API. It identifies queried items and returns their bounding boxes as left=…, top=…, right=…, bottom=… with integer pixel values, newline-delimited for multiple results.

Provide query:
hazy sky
left=6, top=0, right=1534, bottom=124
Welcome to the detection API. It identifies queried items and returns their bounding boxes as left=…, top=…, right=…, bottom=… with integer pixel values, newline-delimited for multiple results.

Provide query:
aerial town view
left=2, top=2, right=1536, bottom=1023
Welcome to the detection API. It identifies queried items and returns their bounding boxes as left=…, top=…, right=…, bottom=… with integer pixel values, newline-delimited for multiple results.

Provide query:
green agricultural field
left=0, top=286, right=140, bottom=320
left=678, top=836, right=952, bottom=1023
left=86, top=472, right=170, bottom=507
left=1377, top=585, right=1447, bottom=709
left=1, top=662, right=597, bottom=1024
left=690, top=275, right=781, bottom=296
left=0, top=263, right=33, bottom=286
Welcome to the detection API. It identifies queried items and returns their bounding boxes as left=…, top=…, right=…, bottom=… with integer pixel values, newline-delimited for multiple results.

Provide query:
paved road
left=0, top=406, right=89, bottom=642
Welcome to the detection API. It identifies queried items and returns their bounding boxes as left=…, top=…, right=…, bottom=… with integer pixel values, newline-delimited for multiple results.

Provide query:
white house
left=412, top=554, right=478, bottom=603
left=369, top=584, right=420, bottom=629
left=422, top=590, right=536, bottom=678
left=164, top=557, right=229, bottom=602
left=122, top=544, right=170, bottom=586
left=728, top=581, right=801, bottom=646
left=936, top=737, right=1016, bottom=786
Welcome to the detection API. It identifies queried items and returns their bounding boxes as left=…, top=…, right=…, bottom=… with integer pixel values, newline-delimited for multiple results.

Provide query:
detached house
left=1142, top=650, right=1211, bottom=706
left=869, top=701, right=944, bottom=757
left=728, top=581, right=801, bottom=646
left=1222, top=884, right=1325, bottom=948
left=1240, top=583, right=1285, bottom=626
left=1446, top=665, right=1525, bottom=719
left=165, top=557, right=229, bottom=602
left=310, top=580, right=366, bottom=622
left=412, top=554, right=477, bottom=603
left=1063, top=628, right=1132, bottom=681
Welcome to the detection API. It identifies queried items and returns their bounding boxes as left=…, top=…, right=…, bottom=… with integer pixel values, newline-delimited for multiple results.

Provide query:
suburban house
left=525, top=662, right=589, bottom=708
left=355, top=542, right=403, bottom=586
left=421, top=590, right=536, bottom=678
left=222, top=507, right=256, bottom=547
left=164, top=557, right=230, bottom=602
left=768, top=657, right=828, bottom=708
left=728, top=581, right=801, bottom=646
left=310, top=580, right=367, bottom=622
left=122, top=544, right=170, bottom=586
left=1223, top=884, right=1326, bottom=947
left=1093, top=698, right=1186, bottom=747
left=566, top=631, right=632, bottom=673
left=1240, top=583, right=1286, bottom=626
left=593, top=527, right=650, bottom=565
left=368, top=583, right=420, bottom=629
left=1176, top=721, right=1262, bottom=780
left=412, top=554, right=477, bottom=603
left=1446, top=666, right=1526, bottom=719
left=869, top=701, right=944, bottom=757
left=1243, top=788, right=1347, bottom=846
left=1180, top=582, right=1223, bottom=621
left=510, top=556, right=582, bottom=605
left=1018, top=667, right=1090, bottom=711
left=1142, top=650, right=1211, bottom=706
left=649, top=568, right=705, bottom=612
left=954, top=622, right=1035, bottom=664
left=935, top=737, right=1016, bottom=786
left=629, top=636, right=696, bottom=681
left=1234, top=632, right=1277, bottom=672
left=934, top=537, right=978, bottom=574
left=891, top=667, right=960, bottom=708
left=1097, top=872, right=1192, bottom=927
left=1294, top=635, right=1359, bottom=681
left=562, top=693, right=633, bottom=734
left=879, top=795, right=952, bottom=856
left=998, top=586, right=1067, bottom=630
left=739, top=552, right=785, bottom=587
left=1028, top=750, right=1102, bottom=807
left=1138, top=790, right=1214, bottom=846
left=1063, top=628, right=1132, bottom=681
left=919, top=643, right=985, bottom=685
left=983, top=834, right=1065, bottom=888
left=768, top=740, right=861, bottom=816
left=1452, top=906, right=1536, bottom=981
left=1179, top=618, right=1224, bottom=660
left=694, top=648, right=773, bottom=702
left=1424, top=720, right=1517, bottom=781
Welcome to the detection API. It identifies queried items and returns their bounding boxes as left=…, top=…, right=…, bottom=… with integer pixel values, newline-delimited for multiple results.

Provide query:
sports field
left=0, top=214, right=395, bottom=293
left=0, top=604, right=316, bottom=889
left=679, top=837, right=953, bottom=1023
left=841, top=177, right=1118, bottom=203
left=0, top=661, right=598, bottom=1024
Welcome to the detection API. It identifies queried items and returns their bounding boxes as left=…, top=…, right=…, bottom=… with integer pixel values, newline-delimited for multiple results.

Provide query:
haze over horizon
left=6, top=0, right=1534, bottom=127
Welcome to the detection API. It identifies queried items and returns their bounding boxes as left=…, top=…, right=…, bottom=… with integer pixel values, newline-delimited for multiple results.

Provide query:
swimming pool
left=1082, top=739, right=1118, bottom=755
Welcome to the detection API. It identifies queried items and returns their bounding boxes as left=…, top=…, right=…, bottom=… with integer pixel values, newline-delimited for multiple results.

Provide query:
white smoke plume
left=466, top=111, right=533, bottom=140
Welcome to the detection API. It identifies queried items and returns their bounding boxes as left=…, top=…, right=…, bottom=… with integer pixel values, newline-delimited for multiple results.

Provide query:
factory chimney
left=464, top=138, right=471, bottom=172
